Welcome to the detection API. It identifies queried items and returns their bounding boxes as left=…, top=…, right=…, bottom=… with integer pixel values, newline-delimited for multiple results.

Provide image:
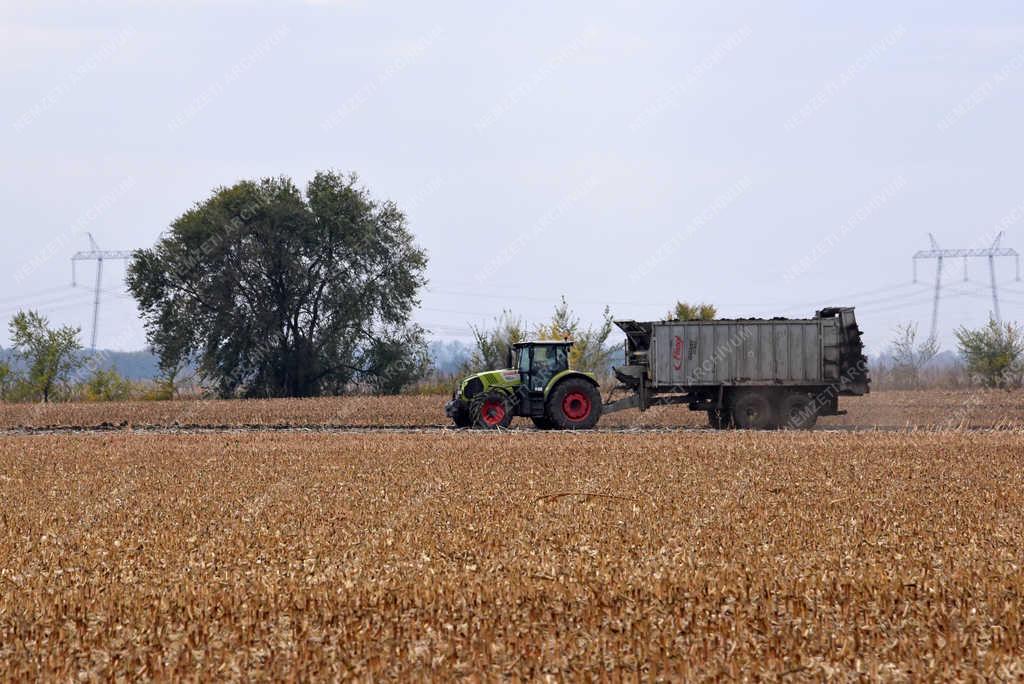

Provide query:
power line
left=856, top=282, right=1008, bottom=316
left=424, top=285, right=655, bottom=309
left=770, top=281, right=925, bottom=317
left=0, top=285, right=81, bottom=307
left=0, top=297, right=97, bottom=323
left=0, top=291, right=94, bottom=319
left=73, top=284, right=135, bottom=300
left=839, top=285, right=933, bottom=309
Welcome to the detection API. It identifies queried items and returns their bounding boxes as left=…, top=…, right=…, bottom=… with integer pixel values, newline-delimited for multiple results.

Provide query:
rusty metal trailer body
left=606, top=307, right=869, bottom=429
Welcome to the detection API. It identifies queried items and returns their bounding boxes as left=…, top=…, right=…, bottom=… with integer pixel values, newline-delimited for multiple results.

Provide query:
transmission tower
left=912, top=232, right=1020, bottom=342
left=71, top=233, right=133, bottom=349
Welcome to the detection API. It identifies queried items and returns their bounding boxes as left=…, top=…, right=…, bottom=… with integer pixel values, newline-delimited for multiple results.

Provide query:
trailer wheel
left=732, top=391, right=776, bottom=430
left=531, top=416, right=557, bottom=430
left=471, top=391, right=513, bottom=429
left=547, top=378, right=602, bottom=430
left=707, top=408, right=733, bottom=430
left=780, top=392, right=818, bottom=429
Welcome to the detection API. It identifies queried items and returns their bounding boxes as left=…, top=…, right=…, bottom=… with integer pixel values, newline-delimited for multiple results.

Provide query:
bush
left=665, top=302, right=717, bottom=321
left=955, top=317, right=1024, bottom=388
left=888, top=323, right=938, bottom=389
left=469, top=311, right=526, bottom=371
left=81, top=368, right=134, bottom=402
left=0, top=361, right=12, bottom=401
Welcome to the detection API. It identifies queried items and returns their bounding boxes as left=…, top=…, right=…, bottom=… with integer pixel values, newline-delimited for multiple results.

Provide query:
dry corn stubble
left=1, top=430, right=1023, bottom=679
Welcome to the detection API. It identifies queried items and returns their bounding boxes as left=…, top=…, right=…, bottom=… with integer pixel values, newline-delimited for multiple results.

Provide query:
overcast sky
left=3, top=1, right=1024, bottom=355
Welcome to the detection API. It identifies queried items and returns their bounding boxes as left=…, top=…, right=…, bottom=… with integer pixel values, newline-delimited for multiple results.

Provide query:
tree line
left=875, top=318, right=1024, bottom=389
left=3, top=167, right=1021, bottom=401
left=0, top=311, right=179, bottom=402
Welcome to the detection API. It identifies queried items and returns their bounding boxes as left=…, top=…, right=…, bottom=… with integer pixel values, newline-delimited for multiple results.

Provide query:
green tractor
left=445, top=341, right=603, bottom=429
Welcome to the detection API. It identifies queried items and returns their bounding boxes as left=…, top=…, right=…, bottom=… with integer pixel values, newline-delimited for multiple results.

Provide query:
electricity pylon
left=912, top=232, right=1020, bottom=342
left=71, top=233, right=133, bottom=349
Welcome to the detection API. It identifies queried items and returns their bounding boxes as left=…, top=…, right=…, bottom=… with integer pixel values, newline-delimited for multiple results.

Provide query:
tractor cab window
left=516, top=346, right=531, bottom=371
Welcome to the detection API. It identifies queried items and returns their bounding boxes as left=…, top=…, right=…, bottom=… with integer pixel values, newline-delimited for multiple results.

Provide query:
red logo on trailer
left=672, top=335, right=684, bottom=371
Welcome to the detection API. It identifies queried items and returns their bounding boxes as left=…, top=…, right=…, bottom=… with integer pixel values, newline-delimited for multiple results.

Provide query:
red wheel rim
left=481, top=399, right=506, bottom=426
left=562, top=392, right=591, bottom=421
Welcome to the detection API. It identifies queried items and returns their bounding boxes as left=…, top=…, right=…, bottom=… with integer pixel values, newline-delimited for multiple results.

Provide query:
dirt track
left=1, top=422, right=1017, bottom=436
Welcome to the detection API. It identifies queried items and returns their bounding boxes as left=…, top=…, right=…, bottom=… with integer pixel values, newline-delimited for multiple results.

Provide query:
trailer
left=605, top=307, right=869, bottom=429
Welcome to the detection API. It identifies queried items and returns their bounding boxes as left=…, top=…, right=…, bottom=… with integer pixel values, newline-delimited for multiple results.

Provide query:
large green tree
left=8, top=310, right=84, bottom=403
left=127, top=172, right=428, bottom=398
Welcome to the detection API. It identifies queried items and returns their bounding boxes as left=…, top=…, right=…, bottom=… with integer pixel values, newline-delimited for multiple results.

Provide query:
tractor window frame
left=553, top=346, right=569, bottom=372
left=516, top=347, right=531, bottom=372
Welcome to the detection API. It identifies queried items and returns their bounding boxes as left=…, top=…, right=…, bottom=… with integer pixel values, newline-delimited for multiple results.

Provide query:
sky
left=2, top=0, right=1024, bottom=356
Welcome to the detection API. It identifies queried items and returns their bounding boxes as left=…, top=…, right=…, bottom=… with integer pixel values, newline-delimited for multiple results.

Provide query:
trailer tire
left=732, top=390, right=776, bottom=430
left=546, top=378, right=602, bottom=430
left=780, top=392, right=818, bottom=429
left=471, top=391, right=513, bottom=429
left=531, top=416, right=557, bottom=430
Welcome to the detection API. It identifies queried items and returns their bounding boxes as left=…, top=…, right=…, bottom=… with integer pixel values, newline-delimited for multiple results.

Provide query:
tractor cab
left=513, top=341, right=572, bottom=393
left=445, top=339, right=603, bottom=430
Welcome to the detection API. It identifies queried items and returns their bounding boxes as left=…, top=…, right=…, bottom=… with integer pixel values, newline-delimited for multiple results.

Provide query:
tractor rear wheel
left=471, top=391, right=513, bottom=429
left=732, top=390, right=776, bottom=430
left=780, top=392, right=818, bottom=429
left=531, top=416, right=557, bottom=430
left=546, top=378, right=602, bottom=430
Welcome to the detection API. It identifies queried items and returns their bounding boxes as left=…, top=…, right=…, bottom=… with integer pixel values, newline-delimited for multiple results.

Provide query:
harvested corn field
left=1, top=430, right=1022, bottom=679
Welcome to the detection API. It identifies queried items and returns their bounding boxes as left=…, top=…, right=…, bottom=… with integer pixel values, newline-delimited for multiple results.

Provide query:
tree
left=888, top=322, right=938, bottom=389
left=955, top=317, right=1024, bottom=388
left=9, top=311, right=84, bottom=403
left=148, top=359, right=191, bottom=400
left=127, top=172, right=428, bottom=398
left=469, top=310, right=526, bottom=370
left=534, top=297, right=616, bottom=375
left=666, top=301, right=717, bottom=321
left=362, top=326, right=432, bottom=395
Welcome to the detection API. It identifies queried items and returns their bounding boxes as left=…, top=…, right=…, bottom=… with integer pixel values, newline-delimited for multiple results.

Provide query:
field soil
left=1, top=430, right=1022, bottom=678
left=0, top=389, right=1022, bottom=430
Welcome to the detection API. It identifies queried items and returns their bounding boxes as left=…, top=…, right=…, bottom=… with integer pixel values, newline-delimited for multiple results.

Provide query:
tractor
left=445, top=340, right=603, bottom=429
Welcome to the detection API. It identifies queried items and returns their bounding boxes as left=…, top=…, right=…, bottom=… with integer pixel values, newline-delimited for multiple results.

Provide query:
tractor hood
left=455, top=368, right=521, bottom=400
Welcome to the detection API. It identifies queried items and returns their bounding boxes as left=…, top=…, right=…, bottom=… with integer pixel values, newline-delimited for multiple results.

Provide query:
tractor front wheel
left=547, top=379, right=602, bottom=430
left=471, top=391, right=513, bottom=429
left=451, top=406, right=472, bottom=428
